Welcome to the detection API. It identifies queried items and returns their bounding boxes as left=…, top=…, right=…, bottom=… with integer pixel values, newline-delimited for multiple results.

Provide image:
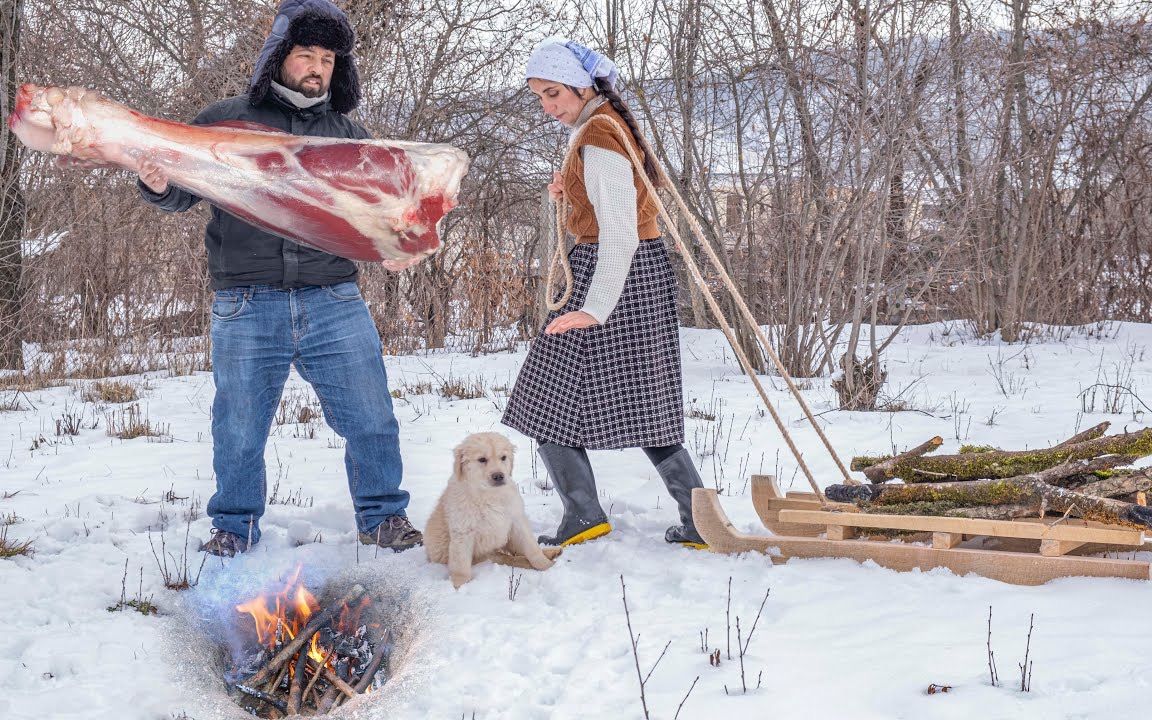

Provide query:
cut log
left=825, top=458, right=1152, bottom=530
left=861, top=429, right=1152, bottom=483
left=1055, top=422, right=1111, bottom=447
left=851, top=455, right=884, bottom=471
left=855, top=437, right=943, bottom=482
left=853, top=424, right=1114, bottom=475
left=1051, top=466, right=1141, bottom=490
left=1072, top=470, right=1152, bottom=499
left=853, top=438, right=972, bottom=471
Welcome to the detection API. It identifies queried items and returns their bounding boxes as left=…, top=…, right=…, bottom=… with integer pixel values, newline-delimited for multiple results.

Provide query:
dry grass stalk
left=105, top=404, right=168, bottom=440
left=83, top=380, right=140, bottom=404
left=0, top=525, right=34, bottom=558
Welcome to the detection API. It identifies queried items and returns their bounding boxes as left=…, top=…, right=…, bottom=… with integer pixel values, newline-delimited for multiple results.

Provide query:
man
left=138, top=0, right=422, bottom=557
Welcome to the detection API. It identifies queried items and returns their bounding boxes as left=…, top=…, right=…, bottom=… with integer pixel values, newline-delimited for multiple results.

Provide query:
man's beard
left=282, top=72, right=329, bottom=98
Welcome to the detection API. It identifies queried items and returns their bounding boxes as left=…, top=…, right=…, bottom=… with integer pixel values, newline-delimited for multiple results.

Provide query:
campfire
left=227, top=569, right=389, bottom=717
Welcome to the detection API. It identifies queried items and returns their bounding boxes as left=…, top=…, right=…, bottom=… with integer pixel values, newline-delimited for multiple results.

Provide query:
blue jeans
left=206, top=282, right=407, bottom=543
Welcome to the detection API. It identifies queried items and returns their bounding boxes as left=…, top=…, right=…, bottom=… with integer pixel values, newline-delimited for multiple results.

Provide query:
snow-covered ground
left=3, top=322, right=1152, bottom=720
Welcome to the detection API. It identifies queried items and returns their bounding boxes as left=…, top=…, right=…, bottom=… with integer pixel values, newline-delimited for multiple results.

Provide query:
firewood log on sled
left=690, top=423, right=1152, bottom=585
left=830, top=423, right=1152, bottom=530
left=849, top=423, right=1152, bottom=484
left=692, top=478, right=1152, bottom=586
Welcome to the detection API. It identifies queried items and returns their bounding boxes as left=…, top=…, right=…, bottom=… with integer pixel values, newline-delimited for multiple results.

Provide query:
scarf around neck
left=271, top=79, right=330, bottom=109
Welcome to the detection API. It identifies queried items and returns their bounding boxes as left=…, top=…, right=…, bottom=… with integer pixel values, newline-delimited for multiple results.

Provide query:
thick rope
left=547, top=115, right=859, bottom=501
left=544, top=193, right=573, bottom=312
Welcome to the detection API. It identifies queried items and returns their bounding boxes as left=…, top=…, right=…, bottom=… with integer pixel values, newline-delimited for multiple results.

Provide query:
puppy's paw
left=450, top=572, right=471, bottom=589
left=529, top=547, right=560, bottom=570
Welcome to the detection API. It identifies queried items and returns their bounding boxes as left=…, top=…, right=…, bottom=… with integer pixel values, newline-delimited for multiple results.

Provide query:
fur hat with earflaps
left=248, top=0, right=361, bottom=114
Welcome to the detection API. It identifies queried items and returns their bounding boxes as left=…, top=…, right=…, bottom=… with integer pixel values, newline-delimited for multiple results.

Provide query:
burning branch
left=243, top=584, right=367, bottom=688
left=227, top=578, right=387, bottom=717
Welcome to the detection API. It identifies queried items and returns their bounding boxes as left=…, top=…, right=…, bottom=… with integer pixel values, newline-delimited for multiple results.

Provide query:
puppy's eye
left=478, top=457, right=488, bottom=464
left=500, top=455, right=507, bottom=461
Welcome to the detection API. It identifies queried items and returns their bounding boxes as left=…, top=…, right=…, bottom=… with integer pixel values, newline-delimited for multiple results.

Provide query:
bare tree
left=4, top=0, right=1151, bottom=386
left=0, top=0, right=24, bottom=370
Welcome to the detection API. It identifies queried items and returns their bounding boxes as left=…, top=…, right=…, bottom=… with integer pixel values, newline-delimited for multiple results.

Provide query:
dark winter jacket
left=138, top=93, right=370, bottom=289
left=138, top=0, right=367, bottom=290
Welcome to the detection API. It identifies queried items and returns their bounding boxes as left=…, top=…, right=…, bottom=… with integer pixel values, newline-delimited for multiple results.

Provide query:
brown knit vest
left=562, top=104, right=661, bottom=243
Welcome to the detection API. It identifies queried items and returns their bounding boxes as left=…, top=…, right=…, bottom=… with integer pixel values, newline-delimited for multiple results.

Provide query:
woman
left=501, top=38, right=706, bottom=549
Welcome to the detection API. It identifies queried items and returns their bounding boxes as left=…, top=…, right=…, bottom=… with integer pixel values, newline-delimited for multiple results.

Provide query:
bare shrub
left=3, top=0, right=1150, bottom=386
left=0, top=525, right=34, bottom=558
left=437, top=375, right=486, bottom=401
left=105, top=404, right=169, bottom=440
left=83, top=380, right=140, bottom=404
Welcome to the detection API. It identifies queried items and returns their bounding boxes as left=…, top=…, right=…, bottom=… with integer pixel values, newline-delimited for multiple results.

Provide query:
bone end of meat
left=9, top=84, right=58, bottom=153
left=9, top=84, right=118, bottom=161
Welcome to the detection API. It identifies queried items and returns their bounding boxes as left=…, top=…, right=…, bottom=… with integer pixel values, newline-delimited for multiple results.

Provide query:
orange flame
left=235, top=566, right=329, bottom=664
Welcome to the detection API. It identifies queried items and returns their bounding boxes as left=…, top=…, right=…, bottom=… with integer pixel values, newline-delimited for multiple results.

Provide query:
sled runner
left=692, top=477, right=1151, bottom=586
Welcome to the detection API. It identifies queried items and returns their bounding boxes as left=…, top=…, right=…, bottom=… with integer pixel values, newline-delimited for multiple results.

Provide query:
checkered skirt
left=501, top=240, right=685, bottom=449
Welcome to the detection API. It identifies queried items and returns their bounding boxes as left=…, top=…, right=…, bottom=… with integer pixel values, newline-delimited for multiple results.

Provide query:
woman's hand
left=545, top=311, right=599, bottom=335
left=547, top=171, right=564, bottom=202
left=381, top=256, right=424, bottom=272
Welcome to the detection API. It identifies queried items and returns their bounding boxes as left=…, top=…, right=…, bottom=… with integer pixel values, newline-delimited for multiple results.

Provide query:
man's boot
left=359, top=515, right=423, bottom=552
left=653, top=447, right=707, bottom=548
left=199, top=529, right=256, bottom=557
left=537, top=443, right=612, bottom=546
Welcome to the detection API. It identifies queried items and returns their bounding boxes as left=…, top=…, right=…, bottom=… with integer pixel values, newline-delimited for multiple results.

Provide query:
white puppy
left=425, top=432, right=559, bottom=588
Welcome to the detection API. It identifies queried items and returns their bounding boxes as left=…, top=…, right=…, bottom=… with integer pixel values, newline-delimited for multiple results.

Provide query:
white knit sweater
left=569, top=100, right=641, bottom=324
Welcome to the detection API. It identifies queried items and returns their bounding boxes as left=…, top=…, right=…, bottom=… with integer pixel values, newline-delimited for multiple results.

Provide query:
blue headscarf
left=525, top=37, right=620, bottom=90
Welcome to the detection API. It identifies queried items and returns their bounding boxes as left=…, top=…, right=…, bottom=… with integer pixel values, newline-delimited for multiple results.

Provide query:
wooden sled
left=693, top=476, right=1152, bottom=586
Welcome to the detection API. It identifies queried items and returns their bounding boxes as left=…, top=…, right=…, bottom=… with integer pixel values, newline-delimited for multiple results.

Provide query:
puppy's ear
left=453, top=445, right=467, bottom=480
